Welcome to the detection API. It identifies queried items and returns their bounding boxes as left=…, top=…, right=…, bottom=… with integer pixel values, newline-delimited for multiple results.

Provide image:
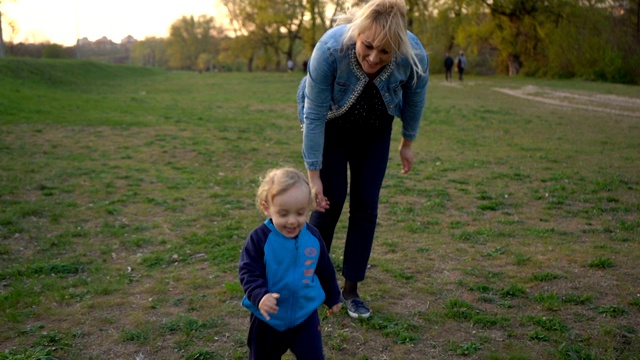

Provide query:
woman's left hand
left=399, top=138, right=414, bottom=174
left=308, top=169, right=330, bottom=211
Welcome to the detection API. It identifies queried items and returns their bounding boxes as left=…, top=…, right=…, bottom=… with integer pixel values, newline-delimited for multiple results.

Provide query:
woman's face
left=355, top=28, right=394, bottom=76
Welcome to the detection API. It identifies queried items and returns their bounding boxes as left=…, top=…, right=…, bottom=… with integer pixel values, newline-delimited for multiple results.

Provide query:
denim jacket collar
left=328, top=47, right=398, bottom=121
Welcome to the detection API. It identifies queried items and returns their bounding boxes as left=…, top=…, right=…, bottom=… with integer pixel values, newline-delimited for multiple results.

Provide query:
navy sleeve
left=238, top=224, right=271, bottom=308
left=307, top=224, right=342, bottom=308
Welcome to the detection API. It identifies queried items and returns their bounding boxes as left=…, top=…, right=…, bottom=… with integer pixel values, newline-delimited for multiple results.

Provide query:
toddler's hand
left=259, top=293, right=280, bottom=320
left=327, top=303, right=342, bottom=316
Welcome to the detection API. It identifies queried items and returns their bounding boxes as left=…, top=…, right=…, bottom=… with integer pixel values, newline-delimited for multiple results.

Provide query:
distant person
left=444, top=52, right=454, bottom=82
left=239, top=167, right=342, bottom=359
left=456, top=51, right=468, bottom=81
left=302, top=59, right=308, bottom=73
left=287, top=58, right=294, bottom=72
left=297, top=0, right=429, bottom=319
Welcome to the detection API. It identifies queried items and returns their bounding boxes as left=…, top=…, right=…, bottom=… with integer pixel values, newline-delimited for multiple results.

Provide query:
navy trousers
left=310, top=123, right=392, bottom=283
left=247, top=311, right=324, bottom=359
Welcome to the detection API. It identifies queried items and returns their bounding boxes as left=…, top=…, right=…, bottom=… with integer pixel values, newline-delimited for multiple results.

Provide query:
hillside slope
left=0, top=59, right=167, bottom=125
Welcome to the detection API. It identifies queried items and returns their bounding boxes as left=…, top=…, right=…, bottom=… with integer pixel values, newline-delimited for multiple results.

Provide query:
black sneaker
left=344, top=296, right=371, bottom=319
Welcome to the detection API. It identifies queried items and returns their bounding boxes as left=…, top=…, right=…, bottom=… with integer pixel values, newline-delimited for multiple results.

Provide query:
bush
left=42, top=44, right=68, bottom=59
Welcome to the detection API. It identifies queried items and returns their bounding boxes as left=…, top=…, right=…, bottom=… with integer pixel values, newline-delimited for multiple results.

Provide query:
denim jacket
left=297, top=24, right=430, bottom=170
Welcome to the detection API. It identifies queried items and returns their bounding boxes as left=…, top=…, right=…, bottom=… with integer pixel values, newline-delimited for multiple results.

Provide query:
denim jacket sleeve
left=399, top=34, right=429, bottom=141
left=299, top=38, right=337, bottom=171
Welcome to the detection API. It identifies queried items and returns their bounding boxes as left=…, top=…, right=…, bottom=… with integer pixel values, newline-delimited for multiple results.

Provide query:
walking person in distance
left=456, top=51, right=467, bottom=81
left=444, top=52, right=454, bottom=82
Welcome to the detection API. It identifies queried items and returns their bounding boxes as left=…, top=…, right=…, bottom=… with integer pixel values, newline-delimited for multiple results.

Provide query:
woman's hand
left=308, top=170, right=330, bottom=212
left=399, top=138, right=414, bottom=174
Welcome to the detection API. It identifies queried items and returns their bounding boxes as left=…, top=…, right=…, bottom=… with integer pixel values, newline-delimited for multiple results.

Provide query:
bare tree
left=221, top=0, right=360, bottom=68
left=304, top=0, right=348, bottom=53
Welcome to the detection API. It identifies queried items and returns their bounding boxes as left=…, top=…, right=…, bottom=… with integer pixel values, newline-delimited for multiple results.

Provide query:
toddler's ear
left=260, top=201, right=270, bottom=217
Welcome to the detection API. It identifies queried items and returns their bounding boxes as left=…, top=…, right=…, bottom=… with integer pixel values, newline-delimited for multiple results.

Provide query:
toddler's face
left=262, top=184, right=310, bottom=238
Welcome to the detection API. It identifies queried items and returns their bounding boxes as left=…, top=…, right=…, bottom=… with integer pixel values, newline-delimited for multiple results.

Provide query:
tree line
left=2, top=0, right=639, bottom=84
left=135, top=0, right=640, bottom=84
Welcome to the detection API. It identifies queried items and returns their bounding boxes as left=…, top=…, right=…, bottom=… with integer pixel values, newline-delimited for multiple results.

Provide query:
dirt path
left=493, top=85, right=640, bottom=117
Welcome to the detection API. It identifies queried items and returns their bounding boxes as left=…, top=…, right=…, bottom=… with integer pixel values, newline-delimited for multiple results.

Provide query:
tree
left=220, top=0, right=259, bottom=70
left=0, top=5, right=4, bottom=58
left=418, top=0, right=467, bottom=53
left=217, top=34, right=259, bottom=71
left=473, top=0, right=548, bottom=76
left=0, top=0, right=17, bottom=58
left=633, top=0, right=640, bottom=39
left=444, top=0, right=638, bottom=82
left=303, top=0, right=348, bottom=54
left=42, top=43, right=67, bottom=59
left=166, top=15, right=224, bottom=70
left=221, top=0, right=308, bottom=71
left=131, top=37, right=168, bottom=68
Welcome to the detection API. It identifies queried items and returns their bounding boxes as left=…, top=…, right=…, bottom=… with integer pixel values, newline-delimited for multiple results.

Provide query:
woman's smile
left=355, top=29, right=394, bottom=76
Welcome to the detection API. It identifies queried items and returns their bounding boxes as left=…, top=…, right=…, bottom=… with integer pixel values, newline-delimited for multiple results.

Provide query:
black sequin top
left=326, top=80, right=394, bottom=135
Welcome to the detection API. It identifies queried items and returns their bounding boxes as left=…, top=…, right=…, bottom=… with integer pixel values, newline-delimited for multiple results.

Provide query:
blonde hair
left=256, top=167, right=314, bottom=210
left=336, top=0, right=425, bottom=80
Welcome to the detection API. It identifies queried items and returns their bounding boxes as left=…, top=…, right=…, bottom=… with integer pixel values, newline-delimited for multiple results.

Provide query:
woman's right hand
left=308, top=170, right=330, bottom=212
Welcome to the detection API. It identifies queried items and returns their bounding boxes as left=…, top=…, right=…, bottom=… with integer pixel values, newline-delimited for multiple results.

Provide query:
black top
left=327, top=80, right=394, bottom=136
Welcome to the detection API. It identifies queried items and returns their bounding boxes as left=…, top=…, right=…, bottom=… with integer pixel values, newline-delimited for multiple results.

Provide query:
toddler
left=239, top=167, right=342, bottom=359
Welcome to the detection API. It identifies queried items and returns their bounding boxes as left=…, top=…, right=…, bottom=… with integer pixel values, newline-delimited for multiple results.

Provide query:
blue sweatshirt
left=239, top=219, right=341, bottom=331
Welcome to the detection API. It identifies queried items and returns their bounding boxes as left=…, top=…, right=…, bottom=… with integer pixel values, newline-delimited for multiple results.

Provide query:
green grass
left=1, top=58, right=639, bottom=359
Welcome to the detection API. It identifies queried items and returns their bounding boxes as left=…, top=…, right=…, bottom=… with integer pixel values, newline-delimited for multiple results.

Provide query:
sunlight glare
left=2, top=0, right=227, bottom=46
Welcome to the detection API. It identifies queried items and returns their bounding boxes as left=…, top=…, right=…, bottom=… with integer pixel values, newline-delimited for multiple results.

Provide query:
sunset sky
left=2, top=0, right=228, bottom=46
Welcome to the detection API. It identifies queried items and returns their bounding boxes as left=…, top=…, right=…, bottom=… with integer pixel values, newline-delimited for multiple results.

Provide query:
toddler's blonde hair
left=256, top=167, right=314, bottom=210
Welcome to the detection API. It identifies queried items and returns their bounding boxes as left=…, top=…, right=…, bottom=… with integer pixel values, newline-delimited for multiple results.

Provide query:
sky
left=2, top=0, right=228, bottom=47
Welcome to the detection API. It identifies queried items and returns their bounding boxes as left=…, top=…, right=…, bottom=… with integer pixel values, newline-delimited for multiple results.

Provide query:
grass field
left=1, top=58, right=639, bottom=360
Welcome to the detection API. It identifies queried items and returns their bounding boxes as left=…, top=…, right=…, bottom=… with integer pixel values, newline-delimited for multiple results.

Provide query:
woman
left=297, top=0, right=429, bottom=318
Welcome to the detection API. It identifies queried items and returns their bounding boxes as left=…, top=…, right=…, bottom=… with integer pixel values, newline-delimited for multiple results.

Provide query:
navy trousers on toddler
left=248, top=311, right=324, bottom=360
